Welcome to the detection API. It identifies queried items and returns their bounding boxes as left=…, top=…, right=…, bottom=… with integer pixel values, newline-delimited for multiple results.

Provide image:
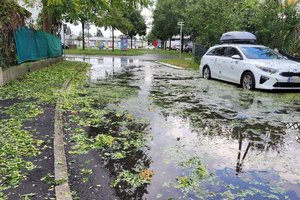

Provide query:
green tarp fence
left=14, top=27, right=62, bottom=64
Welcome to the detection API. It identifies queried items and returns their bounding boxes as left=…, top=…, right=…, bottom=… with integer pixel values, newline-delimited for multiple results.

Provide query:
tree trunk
left=112, top=27, right=115, bottom=52
left=82, top=22, right=85, bottom=50
left=169, top=38, right=172, bottom=51
left=164, top=41, right=166, bottom=50
left=43, top=10, right=52, bottom=33
left=131, top=36, right=133, bottom=49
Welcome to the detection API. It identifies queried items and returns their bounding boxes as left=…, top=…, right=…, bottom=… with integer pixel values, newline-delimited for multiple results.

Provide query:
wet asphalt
left=1, top=54, right=299, bottom=199
left=67, top=55, right=300, bottom=199
left=2, top=103, right=56, bottom=200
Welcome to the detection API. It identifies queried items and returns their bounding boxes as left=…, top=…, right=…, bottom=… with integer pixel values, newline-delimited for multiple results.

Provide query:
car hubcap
left=243, top=75, right=253, bottom=89
left=204, top=68, right=210, bottom=79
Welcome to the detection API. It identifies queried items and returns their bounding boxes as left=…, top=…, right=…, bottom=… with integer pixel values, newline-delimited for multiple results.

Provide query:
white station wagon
left=200, top=33, right=300, bottom=90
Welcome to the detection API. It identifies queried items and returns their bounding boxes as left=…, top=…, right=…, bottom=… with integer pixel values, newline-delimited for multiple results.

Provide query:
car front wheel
left=241, top=72, right=255, bottom=90
left=203, top=66, right=211, bottom=79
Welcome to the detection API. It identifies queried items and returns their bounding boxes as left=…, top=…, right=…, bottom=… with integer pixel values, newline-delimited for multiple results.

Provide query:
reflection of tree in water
left=236, top=132, right=252, bottom=175
left=150, top=81, right=294, bottom=153
left=150, top=81, right=300, bottom=174
left=163, top=103, right=300, bottom=176
left=234, top=121, right=299, bottom=174
left=173, top=100, right=287, bottom=151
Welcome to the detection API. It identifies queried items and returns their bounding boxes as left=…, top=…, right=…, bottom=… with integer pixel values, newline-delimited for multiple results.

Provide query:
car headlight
left=256, top=65, right=278, bottom=74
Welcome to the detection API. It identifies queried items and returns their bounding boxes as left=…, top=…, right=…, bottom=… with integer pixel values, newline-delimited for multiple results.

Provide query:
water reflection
left=66, top=56, right=141, bottom=82
left=69, top=56, right=300, bottom=199
left=236, top=132, right=252, bottom=175
left=145, top=66, right=300, bottom=198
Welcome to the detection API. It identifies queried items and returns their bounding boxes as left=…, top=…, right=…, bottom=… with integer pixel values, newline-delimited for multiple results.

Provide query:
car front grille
left=273, top=82, right=300, bottom=87
left=280, top=72, right=300, bottom=77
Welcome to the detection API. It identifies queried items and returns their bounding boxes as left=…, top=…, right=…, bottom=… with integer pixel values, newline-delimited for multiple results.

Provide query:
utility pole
left=63, top=23, right=67, bottom=57
left=178, top=21, right=185, bottom=59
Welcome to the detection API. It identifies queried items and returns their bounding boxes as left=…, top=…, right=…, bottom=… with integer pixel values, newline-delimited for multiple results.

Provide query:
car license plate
left=288, top=76, right=300, bottom=83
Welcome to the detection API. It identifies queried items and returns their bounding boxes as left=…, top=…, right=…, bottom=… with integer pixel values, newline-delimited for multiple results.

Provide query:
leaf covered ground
left=0, top=60, right=154, bottom=199
left=60, top=69, right=153, bottom=199
left=0, top=61, right=89, bottom=199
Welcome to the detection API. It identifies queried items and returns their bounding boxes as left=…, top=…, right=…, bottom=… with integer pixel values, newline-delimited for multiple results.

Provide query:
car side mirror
left=231, top=55, right=242, bottom=60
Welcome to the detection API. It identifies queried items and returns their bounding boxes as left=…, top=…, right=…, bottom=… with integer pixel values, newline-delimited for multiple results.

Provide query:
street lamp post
left=178, top=21, right=185, bottom=59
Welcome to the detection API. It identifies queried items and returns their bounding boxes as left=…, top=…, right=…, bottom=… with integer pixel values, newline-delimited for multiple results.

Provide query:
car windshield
left=240, top=47, right=284, bottom=59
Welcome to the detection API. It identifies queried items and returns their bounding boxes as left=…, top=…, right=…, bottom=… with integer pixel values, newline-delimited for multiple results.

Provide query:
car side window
left=215, top=47, right=226, bottom=56
left=224, top=47, right=242, bottom=58
left=206, top=48, right=216, bottom=55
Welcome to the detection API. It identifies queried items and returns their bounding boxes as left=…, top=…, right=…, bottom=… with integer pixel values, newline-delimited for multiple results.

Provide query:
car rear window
left=224, top=47, right=242, bottom=57
left=206, top=49, right=216, bottom=55
left=207, top=47, right=227, bottom=56
left=240, top=47, right=284, bottom=59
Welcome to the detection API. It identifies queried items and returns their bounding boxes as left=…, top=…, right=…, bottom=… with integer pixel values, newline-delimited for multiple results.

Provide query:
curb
left=54, top=79, right=72, bottom=200
left=153, top=61, right=186, bottom=70
left=0, top=57, right=63, bottom=86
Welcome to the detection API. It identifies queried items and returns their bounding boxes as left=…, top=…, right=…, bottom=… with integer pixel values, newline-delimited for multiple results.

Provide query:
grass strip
left=65, top=49, right=144, bottom=56
left=160, top=58, right=199, bottom=70
left=65, top=48, right=193, bottom=57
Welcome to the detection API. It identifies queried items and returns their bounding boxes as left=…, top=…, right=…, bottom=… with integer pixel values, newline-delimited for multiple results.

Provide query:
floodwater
left=68, top=56, right=300, bottom=199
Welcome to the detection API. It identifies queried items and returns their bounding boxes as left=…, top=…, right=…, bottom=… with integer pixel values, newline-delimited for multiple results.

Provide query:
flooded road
left=67, top=56, right=300, bottom=199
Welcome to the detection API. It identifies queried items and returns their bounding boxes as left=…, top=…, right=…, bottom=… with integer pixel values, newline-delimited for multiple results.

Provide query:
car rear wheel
left=203, top=66, right=211, bottom=79
left=241, top=72, right=255, bottom=90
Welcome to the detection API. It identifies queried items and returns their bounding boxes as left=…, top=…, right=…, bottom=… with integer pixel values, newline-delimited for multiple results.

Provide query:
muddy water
left=71, top=57, right=300, bottom=199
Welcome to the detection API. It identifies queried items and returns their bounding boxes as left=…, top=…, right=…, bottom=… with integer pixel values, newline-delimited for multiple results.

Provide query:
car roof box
left=220, top=31, right=256, bottom=44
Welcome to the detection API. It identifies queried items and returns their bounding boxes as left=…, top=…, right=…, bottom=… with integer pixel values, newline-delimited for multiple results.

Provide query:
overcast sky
left=20, top=0, right=153, bottom=37
left=66, top=8, right=153, bottom=37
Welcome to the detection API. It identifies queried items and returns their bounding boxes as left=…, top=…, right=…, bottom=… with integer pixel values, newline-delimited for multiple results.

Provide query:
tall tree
left=24, top=0, right=72, bottom=34
left=95, top=0, right=151, bottom=51
left=152, top=0, right=184, bottom=50
left=25, top=0, right=108, bottom=49
left=248, top=0, right=300, bottom=52
left=183, top=0, right=300, bottom=54
left=25, top=0, right=151, bottom=50
left=146, top=30, right=156, bottom=44
left=124, top=9, right=147, bottom=49
left=64, top=0, right=108, bottom=50
left=184, top=0, right=245, bottom=48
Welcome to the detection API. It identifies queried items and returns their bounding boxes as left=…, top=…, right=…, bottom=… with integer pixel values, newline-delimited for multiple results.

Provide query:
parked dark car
left=184, top=45, right=193, bottom=53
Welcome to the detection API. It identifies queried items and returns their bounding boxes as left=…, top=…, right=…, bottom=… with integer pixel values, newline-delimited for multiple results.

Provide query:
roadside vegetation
left=65, top=48, right=194, bottom=57
left=0, top=0, right=30, bottom=68
left=65, top=49, right=144, bottom=56
left=160, top=58, right=199, bottom=70
left=151, top=0, right=300, bottom=55
left=22, top=0, right=150, bottom=51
